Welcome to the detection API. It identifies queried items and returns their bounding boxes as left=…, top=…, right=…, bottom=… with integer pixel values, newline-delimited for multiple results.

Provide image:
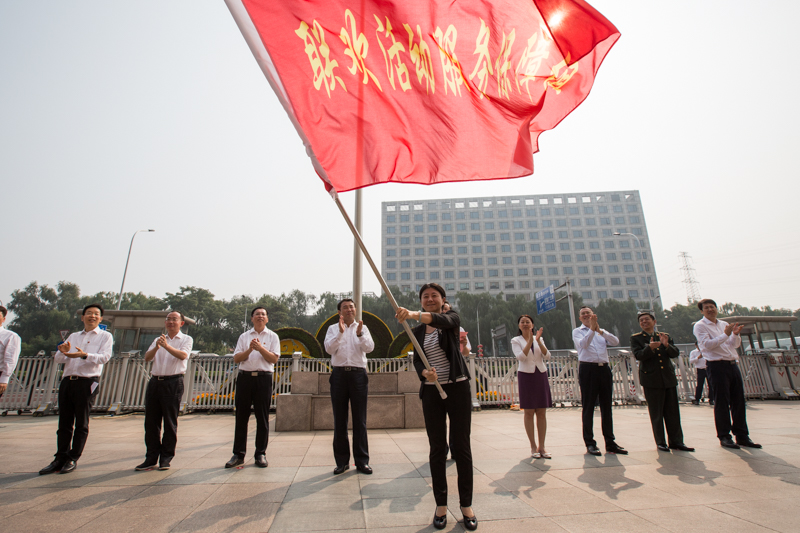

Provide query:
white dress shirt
left=693, top=317, right=740, bottom=362
left=148, top=331, right=193, bottom=376
left=460, top=327, right=471, bottom=352
left=512, top=335, right=549, bottom=373
left=234, top=327, right=280, bottom=372
left=0, top=326, right=22, bottom=384
left=324, top=321, right=375, bottom=368
left=55, top=327, right=114, bottom=378
left=689, top=349, right=707, bottom=369
left=572, top=325, right=619, bottom=363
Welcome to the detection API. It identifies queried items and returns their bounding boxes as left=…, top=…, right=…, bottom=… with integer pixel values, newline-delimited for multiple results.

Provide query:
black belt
left=238, top=370, right=273, bottom=376
left=153, top=374, right=184, bottom=380
left=333, top=366, right=366, bottom=372
left=708, top=360, right=738, bottom=365
left=66, top=375, right=99, bottom=381
left=580, top=361, right=608, bottom=367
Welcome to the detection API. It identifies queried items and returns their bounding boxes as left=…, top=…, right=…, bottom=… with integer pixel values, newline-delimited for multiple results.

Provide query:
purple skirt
left=518, top=368, right=552, bottom=409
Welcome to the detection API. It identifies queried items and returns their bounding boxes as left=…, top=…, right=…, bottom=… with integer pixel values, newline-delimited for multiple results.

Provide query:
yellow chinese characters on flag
left=229, top=0, right=620, bottom=193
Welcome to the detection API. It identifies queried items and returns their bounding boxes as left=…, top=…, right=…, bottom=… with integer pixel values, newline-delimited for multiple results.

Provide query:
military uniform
left=631, top=330, right=686, bottom=448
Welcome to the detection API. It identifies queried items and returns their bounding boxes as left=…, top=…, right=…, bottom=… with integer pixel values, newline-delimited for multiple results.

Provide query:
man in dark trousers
left=324, top=298, right=375, bottom=475
left=226, top=306, right=280, bottom=468
left=631, top=311, right=694, bottom=452
left=136, top=311, right=193, bottom=471
left=39, top=303, right=113, bottom=475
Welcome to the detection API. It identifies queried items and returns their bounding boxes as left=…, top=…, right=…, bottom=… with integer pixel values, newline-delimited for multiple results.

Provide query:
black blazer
left=631, top=330, right=680, bottom=389
left=412, top=310, right=471, bottom=398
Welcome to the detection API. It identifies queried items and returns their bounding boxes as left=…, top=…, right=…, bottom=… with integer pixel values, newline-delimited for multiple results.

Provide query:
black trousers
left=578, top=363, right=615, bottom=448
left=643, top=386, right=684, bottom=447
left=422, top=380, right=473, bottom=507
left=707, top=361, right=749, bottom=440
left=695, top=368, right=713, bottom=402
left=144, top=375, right=184, bottom=462
left=56, top=377, right=98, bottom=462
left=330, top=367, right=369, bottom=467
left=233, top=371, right=273, bottom=457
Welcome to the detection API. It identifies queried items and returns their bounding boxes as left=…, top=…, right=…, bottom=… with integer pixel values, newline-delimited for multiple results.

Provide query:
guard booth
left=727, top=316, right=799, bottom=399
left=100, top=310, right=196, bottom=355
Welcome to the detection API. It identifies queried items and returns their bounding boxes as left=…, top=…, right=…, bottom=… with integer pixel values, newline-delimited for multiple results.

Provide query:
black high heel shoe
left=461, top=506, right=478, bottom=531
left=433, top=510, right=447, bottom=529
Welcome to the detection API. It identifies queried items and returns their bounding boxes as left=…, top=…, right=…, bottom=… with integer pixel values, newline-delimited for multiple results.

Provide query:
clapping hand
left=250, top=338, right=263, bottom=352
left=58, top=341, right=86, bottom=358
left=732, top=323, right=744, bottom=335
left=356, top=320, right=364, bottom=336
left=156, top=335, right=168, bottom=348
left=535, top=327, right=544, bottom=341
left=659, top=332, right=669, bottom=347
left=58, top=341, right=72, bottom=354
left=724, top=323, right=734, bottom=336
left=589, top=314, right=600, bottom=332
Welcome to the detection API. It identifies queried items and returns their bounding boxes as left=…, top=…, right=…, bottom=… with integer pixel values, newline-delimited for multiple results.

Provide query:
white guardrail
left=0, top=345, right=787, bottom=415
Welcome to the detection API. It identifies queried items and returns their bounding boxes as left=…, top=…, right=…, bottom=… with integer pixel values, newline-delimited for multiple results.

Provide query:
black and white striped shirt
left=423, top=330, right=451, bottom=385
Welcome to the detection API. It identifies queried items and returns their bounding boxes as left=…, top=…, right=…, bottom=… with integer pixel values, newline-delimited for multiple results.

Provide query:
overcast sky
left=2, top=0, right=798, bottom=315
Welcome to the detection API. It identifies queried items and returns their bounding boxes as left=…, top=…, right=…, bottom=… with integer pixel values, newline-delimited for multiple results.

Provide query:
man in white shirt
left=226, top=306, right=280, bottom=468
left=136, top=311, right=193, bottom=471
left=39, top=303, right=113, bottom=475
left=324, top=299, right=375, bottom=475
left=689, top=342, right=714, bottom=406
left=0, top=305, right=21, bottom=398
left=692, top=298, right=761, bottom=449
left=572, top=306, right=627, bottom=456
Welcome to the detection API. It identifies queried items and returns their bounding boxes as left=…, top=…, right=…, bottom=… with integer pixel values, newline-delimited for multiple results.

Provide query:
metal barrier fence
left=0, top=346, right=788, bottom=415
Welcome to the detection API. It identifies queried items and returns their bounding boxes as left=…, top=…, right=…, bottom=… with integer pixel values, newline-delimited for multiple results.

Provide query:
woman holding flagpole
left=511, top=315, right=553, bottom=459
left=396, top=283, right=476, bottom=531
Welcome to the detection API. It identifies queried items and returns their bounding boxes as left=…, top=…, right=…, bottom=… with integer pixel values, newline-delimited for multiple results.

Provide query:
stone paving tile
left=119, top=483, right=220, bottom=507
left=82, top=504, right=196, bottom=533
left=156, top=467, right=236, bottom=485
left=1, top=501, right=112, bottom=533
left=710, top=498, right=799, bottom=533
left=0, top=487, right=65, bottom=518
left=270, top=495, right=365, bottom=532
left=550, top=510, right=672, bottom=533
left=360, top=476, right=431, bottom=499
left=512, top=485, right=624, bottom=516
left=223, top=465, right=299, bottom=484
left=13, top=469, right=119, bottom=489
left=632, top=504, right=778, bottom=533
left=362, top=494, right=441, bottom=529
left=446, top=490, right=542, bottom=520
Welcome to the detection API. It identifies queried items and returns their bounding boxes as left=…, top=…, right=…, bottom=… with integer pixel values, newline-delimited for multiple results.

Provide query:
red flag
left=226, top=0, right=619, bottom=193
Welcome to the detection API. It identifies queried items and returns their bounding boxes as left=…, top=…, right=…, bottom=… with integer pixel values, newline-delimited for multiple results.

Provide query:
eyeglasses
left=165, top=318, right=182, bottom=322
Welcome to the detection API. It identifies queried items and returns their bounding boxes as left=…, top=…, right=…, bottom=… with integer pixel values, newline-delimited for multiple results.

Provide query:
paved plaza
left=1, top=401, right=799, bottom=532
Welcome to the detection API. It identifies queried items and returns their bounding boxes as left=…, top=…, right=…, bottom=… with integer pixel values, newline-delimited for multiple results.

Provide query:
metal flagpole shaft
left=353, top=189, right=363, bottom=321
left=332, top=193, right=447, bottom=399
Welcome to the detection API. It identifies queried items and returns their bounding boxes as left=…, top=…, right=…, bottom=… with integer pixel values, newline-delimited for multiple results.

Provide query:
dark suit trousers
left=144, top=376, right=184, bottom=462
left=56, top=377, right=98, bottom=462
left=695, top=368, right=713, bottom=401
left=578, top=363, right=615, bottom=448
left=643, top=386, right=684, bottom=446
left=707, top=361, right=749, bottom=439
left=233, top=371, right=272, bottom=457
left=422, top=380, right=473, bottom=507
left=330, top=368, right=369, bottom=467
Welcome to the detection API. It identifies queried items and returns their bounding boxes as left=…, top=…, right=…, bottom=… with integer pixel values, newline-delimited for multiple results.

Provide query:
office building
left=381, top=190, right=660, bottom=306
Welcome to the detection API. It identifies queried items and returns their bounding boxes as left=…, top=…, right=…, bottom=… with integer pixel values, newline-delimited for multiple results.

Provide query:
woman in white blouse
left=511, top=315, right=553, bottom=458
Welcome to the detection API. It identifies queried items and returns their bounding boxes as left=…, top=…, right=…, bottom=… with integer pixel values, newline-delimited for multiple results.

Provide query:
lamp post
left=613, top=232, right=653, bottom=311
left=116, top=229, right=155, bottom=310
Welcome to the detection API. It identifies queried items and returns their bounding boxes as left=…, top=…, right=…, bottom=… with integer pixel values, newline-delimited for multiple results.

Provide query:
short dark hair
left=337, top=298, right=355, bottom=311
left=579, top=305, right=592, bottom=311
left=251, top=306, right=268, bottom=317
left=82, top=303, right=104, bottom=316
left=697, top=298, right=717, bottom=311
left=517, top=314, right=534, bottom=336
left=418, top=283, right=446, bottom=301
left=167, top=310, right=185, bottom=322
left=0, top=305, right=6, bottom=318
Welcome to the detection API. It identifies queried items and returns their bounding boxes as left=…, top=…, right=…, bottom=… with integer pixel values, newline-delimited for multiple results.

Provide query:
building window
left=387, top=273, right=396, bottom=280
left=401, top=260, right=411, bottom=268
left=415, top=248, right=424, bottom=256
left=485, top=222, right=495, bottom=230
left=532, top=256, right=542, bottom=263
left=563, top=266, right=573, bottom=274
left=474, top=270, right=484, bottom=277
left=429, top=260, right=440, bottom=267
left=593, top=266, right=604, bottom=274
left=415, top=260, right=425, bottom=267
left=387, top=227, right=396, bottom=234
left=457, top=235, right=467, bottom=242
left=580, top=279, right=591, bottom=287
left=581, top=291, right=592, bottom=299
left=534, top=280, right=544, bottom=288
left=518, top=268, right=528, bottom=275
left=528, top=220, right=538, bottom=228
left=626, top=277, right=636, bottom=285
left=499, top=221, right=509, bottom=229
left=597, top=290, right=608, bottom=299
left=489, top=269, right=499, bottom=277
left=460, top=283, right=470, bottom=290
left=488, top=257, right=498, bottom=265
left=561, top=255, right=571, bottom=262
left=458, top=246, right=468, bottom=254
left=517, top=256, right=527, bottom=264
left=576, top=254, right=587, bottom=262
left=444, top=259, right=454, bottom=266
left=591, top=254, right=601, bottom=261
left=458, top=258, right=468, bottom=266
left=628, top=290, right=639, bottom=298
left=415, top=272, right=426, bottom=280
left=500, top=233, right=510, bottom=241
left=520, top=281, right=530, bottom=288
left=471, top=223, right=480, bottom=230
left=387, top=249, right=397, bottom=257
left=445, top=282, right=455, bottom=291
left=401, top=226, right=410, bottom=233
left=445, top=271, right=455, bottom=279
left=548, top=267, right=558, bottom=275
left=595, top=278, right=606, bottom=286
left=611, top=278, right=621, bottom=286
left=505, top=281, right=515, bottom=289
left=415, top=237, right=424, bottom=244
left=401, top=272, right=411, bottom=280
left=475, top=282, right=485, bottom=290
left=578, top=266, right=589, bottom=274
left=490, top=281, right=500, bottom=289
left=546, top=255, right=557, bottom=263
left=387, top=261, right=396, bottom=268
left=624, top=265, right=634, bottom=272
left=516, top=244, right=526, bottom=252
left=473, top=258, right=483, bottom=266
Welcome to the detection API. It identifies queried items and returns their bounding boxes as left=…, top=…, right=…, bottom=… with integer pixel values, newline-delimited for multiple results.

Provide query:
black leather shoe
left=59, top=460, right=77, bottom=474
left=670, top=444, right=695, bottom=452
left=333, top=464, right=350, bottom=475
left=606, top=443, right=628, bottom=455
left=691, top=400, right=699, bottom=405
left=657, top=444, right=670, bottom=452
left=586, top=445, right=602, bottom=456
left=736, top=437, right=762, bottom=449
left=433, top=512, right=447, bottom=530
left=709, top=401, right=715, bottom=406
left=158, top=460, right=171, bottom=471
left=720, top=436, right=740, bottom=449
left=39, top=460, right=64, bottom=475
left=225, top=455, right=245, bottom=468
left=254, top=454, right=268, bottom=468
left=461, top=507, right=478, bottom=531
left=356, top=464, right=373, bottom=475
left=135, top=459, right=158, bottom=471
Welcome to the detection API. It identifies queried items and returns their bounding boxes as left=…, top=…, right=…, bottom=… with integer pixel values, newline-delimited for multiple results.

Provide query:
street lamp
left=116, top=229, right=155, bottom=310
left=613, top=232, right=653, bottom=311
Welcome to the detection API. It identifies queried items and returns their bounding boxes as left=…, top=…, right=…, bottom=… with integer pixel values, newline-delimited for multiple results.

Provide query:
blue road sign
left=536, top=285, right=556, bottom=314
left=99, top=324, right=108, bottom=331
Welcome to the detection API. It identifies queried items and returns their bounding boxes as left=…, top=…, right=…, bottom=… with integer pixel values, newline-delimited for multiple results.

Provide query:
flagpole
left=332, top=192, right=447, bottom=399
left=353, top=189, right=363, bottom=321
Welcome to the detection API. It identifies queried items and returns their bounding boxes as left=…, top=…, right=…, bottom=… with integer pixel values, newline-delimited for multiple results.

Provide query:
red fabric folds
left=235, top=0, right=619, bottom=192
